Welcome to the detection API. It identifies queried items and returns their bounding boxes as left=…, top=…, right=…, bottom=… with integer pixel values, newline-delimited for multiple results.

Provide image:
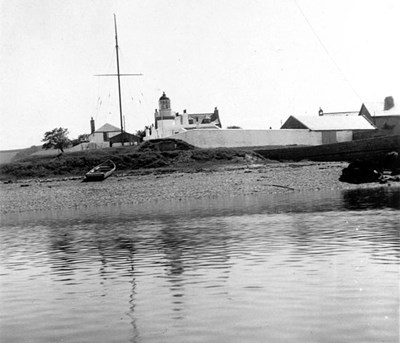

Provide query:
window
left=103, top=132, right=109, bottom=141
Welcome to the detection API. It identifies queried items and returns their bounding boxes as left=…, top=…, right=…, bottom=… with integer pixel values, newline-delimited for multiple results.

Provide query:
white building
left=280, top=115, right=377, bottom=144
left=144, top=92, right=222, bottom=140
left=88, top=119, right=121, bottom=146
left=359, top=96, right=400, bottom=135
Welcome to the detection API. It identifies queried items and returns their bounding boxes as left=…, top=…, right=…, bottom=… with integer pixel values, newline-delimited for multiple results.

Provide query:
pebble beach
left=1, top=161, right=397, bottom=215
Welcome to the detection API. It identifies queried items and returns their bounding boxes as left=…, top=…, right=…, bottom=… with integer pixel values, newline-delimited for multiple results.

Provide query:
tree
left=71, top=134, right=90, bottom=147
left=42, top=127, right=71, bottom=153
left=78, top=133, right=89, bottom=142
left=70, top=138, right=80, bottom=147
left=135, top=126, right=149, bottom=142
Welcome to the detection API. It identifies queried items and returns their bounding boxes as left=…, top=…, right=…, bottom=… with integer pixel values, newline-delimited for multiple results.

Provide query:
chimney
left=384, top=96, right=394, bottom=111
left=90, top=117, right=95, bottom=134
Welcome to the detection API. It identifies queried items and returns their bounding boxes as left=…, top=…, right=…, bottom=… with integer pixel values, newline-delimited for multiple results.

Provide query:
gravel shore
left=0, top=161, right=397, bottom=214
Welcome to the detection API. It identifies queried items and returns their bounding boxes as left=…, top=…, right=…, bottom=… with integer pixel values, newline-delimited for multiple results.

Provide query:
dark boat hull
left=255, top=135, right=400, bottom=163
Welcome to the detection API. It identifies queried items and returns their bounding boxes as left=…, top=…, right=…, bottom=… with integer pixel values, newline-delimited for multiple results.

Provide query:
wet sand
left=0, top=161, right=397, bottom=214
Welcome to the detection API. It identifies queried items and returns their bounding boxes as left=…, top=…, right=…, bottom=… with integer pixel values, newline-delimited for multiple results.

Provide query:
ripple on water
left=0, top=188, right=399, bottom=343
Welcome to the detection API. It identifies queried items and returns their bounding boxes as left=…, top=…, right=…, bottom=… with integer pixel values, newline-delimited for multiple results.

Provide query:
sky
left=0, top=0, right=399, bottom=150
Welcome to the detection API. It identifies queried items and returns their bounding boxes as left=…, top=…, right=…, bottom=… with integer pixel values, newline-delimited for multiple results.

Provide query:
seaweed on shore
left=0, top=141, right=265, bottom=181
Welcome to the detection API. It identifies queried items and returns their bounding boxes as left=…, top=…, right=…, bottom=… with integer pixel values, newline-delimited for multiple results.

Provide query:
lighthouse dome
left=159, top=92, right=171, bottom=110
left=159, top=92, right=169, bottom=101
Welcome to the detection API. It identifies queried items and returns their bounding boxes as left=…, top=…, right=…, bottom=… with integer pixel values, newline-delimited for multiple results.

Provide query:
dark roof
left=159, top=92, right=170, bottom=101
left=187, top=109, right=222, bottom=128
left=109, top=132, right=141, bottom=143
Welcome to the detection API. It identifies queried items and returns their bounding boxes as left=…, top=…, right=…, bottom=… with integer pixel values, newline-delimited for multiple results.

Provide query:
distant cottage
left=144, top=92, right=221, bottom=140
left=359, top=96, right=400, bottom=134
left=311, top=95, right=400, bottom=139
left=88, top=118, right=140, bottom=148
left=89, top=120, right=120, bottom=144
left=281, top=115, right=376, bottom=144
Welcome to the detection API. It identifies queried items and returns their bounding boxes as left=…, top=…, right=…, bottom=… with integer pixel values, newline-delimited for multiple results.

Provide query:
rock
left=383, top=151, right=400, bottom=175
left=339, top=160, right=382, bottom=184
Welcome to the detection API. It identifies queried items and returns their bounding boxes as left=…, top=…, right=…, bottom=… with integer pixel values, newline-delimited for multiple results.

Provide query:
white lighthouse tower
left=144, top=91, right=221, bottom=140
left=154, top=92, right=176, bottom=134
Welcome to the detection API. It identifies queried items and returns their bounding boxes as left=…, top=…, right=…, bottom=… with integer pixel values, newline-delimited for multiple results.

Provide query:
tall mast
left=95, top=15, right=142, bottom=147
left=114, top=14, right=124, bottom=146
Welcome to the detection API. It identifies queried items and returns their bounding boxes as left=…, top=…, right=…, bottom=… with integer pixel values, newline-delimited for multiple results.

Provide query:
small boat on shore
left=84, top=160, right=116, bottom=182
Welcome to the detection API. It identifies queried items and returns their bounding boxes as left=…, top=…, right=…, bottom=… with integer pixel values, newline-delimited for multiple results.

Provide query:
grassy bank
left=0, top=140, right=265, bottom=180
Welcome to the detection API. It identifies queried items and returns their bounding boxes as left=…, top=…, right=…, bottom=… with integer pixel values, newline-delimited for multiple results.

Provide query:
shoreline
left=1, top=161, right=398, bottom=215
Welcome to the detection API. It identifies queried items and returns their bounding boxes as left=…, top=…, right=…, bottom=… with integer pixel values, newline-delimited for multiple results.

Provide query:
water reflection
left=0, top=187, right=399, bottom=343
left=342, top=187, right=400, bottom=210
left=2, top=187, right=399, bottom=227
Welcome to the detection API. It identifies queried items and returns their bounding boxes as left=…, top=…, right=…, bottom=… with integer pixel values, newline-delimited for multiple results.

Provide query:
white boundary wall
left=173, top=129, right=323, bottom=148
left=32, top=142, right=112, bottom=156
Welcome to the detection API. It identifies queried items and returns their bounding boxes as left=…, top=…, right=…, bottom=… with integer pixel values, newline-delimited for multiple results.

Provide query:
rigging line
left=293, top=0, right=362, bottom=102
left=95, top=49, right=114, bottom=114
left=94, top=77, right=103, bottom=118
left=102, top=47, right=117, bottom=76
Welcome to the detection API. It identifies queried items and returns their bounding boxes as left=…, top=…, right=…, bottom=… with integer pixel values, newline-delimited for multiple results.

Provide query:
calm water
left=0, top=188, right=399, bottom=343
